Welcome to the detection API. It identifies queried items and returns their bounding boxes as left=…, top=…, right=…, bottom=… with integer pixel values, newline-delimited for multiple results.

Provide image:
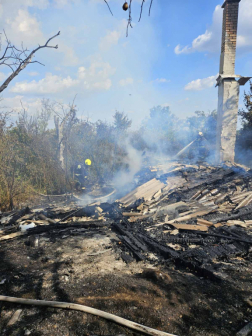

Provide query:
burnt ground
left=0, top=225, right=252, bottom=336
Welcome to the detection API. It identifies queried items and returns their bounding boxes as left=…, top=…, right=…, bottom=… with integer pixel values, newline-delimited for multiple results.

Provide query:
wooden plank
left=166, top=209, right=215, bottom=224
left=7, top=309, right=22, bottom=326
left=170, top=223, right=208, bottom=231
left=226, top=220, right=248, bottom=228
left=235, top=194, right=252, bottom=210
left=190, top=190, right=202, bottom=200
left=0, top=232, right=24, bottom=241
left=122, top=212, right=143, bottom=217
left=136, top=181, right=165, bottom=199
left=153, top=189, right=162, bottom=200
left=128, top=215, right=151, bottom=222
left=231, top=191, right=252, bottom=202
left=197, top=218, right=214, bottom=227
left=120, top=179, right=165, bottom=207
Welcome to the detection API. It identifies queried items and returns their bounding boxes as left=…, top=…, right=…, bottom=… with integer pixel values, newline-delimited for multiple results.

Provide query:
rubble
left=0, top=162, right=252, bottom=335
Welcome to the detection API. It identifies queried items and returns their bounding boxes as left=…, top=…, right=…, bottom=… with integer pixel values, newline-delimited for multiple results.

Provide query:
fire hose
left=0, top=295, right=178, bottom=336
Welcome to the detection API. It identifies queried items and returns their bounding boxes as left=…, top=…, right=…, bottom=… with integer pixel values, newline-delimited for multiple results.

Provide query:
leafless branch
left=102, top=0, right=155, bottom=36
left=139, top=0, right=145, bottom=22
left=103, top=0, right=113, bottom=16
left=0, top=31, right=60, bottom=94
left=149, top=0, right=154, bottom=16
left=126, top=0, right=133, bottom=37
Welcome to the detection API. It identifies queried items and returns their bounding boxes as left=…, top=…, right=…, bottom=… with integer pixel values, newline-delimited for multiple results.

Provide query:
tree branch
left=102, top=0, right=155, bottom=36
left=149, top=0, right=154, bottom=16
left=126, top=0, right=133, bottom=37
left=103, top=0, right=113, bottom=16
left=0, top=31, right=60, bottom=94
left=139, top=0, right=145, bottom=22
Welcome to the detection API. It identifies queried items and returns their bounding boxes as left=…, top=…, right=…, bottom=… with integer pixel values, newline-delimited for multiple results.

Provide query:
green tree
left=186, top=110, right=217, bottom=144
left=141, top=105, right=180, bottom=155
left=113, top=111, right=132, bottom=132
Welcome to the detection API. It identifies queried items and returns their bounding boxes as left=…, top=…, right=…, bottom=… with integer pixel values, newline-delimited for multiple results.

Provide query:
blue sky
left=0, top=0, right=252, bottom=128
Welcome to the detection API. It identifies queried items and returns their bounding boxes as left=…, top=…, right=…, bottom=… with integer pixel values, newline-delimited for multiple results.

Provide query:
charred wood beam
left=180, top=242, right=248, bottom=263
left=56, top=208, right=84, bottom=223
left=113, top=223, right=148, bottom=252
left=118, top=235, right=145, bottom=261
left=165, top=237, right=215, bottom=245
left=191, top=231, right=252, bottom=244
left=26, top=221, right=108, bottom=235
left=174, top=258, right=222, bottom=282
left=186, top=170, right=235, bottom=191
left=7, top=207, right=30, bottom=226
left=138, top=234, right=180, bottom=259
left=210, top=205, right=252, bottom=224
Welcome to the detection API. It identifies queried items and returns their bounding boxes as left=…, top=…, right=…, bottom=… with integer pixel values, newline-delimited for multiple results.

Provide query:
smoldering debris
left=1, top=161, right=252, bottom=272
left=1, top=161, right=252, bottom=335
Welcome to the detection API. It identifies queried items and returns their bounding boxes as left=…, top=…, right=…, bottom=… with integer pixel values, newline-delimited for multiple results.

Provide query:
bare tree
left=53, top=98, right=78, bottom=171
left=0, top=31, right=60, bottom=93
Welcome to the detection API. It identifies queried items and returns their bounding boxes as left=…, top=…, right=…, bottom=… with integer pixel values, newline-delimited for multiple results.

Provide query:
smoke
left=112, top=141, right=143, bottom=195
left=74, top=193, right=96, bottom=207
left=132, top=106, right=218, bottom=166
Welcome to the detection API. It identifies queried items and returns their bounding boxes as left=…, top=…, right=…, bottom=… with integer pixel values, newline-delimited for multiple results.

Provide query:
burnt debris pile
left=1, top=162, right=252, bottom=281
left=110, top=162, right=252, bottom=280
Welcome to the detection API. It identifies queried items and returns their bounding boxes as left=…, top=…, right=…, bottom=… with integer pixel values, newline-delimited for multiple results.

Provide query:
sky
left=0, top=0, right=252, bottom=128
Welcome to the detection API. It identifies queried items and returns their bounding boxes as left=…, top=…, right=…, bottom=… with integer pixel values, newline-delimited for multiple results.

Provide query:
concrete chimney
left=216, top=0, right=241, bottom=163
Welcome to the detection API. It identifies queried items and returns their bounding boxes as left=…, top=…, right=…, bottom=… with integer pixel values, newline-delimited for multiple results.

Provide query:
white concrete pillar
left=216, top=0, right=241, bottom=163
left=216, top=79, right=240, bottom=162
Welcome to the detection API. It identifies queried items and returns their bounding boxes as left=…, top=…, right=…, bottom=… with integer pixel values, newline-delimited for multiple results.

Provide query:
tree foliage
left=0, top=101, right=221, bottom=210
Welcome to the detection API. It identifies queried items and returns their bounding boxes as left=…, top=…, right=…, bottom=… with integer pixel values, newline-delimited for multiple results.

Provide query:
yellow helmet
left=85, top=159, right=92, bottom=166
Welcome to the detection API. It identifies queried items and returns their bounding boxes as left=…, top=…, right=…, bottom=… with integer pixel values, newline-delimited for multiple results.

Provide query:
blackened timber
left=138, top=234, right=180, bottom=259
left=121, top=252, right=134, bottom=263
left=26, top=221, right=108, bottom=235
left=210, top=204, right=252, bottom=223
left=165, top=237, right=215, bottom=245
left=174, top=258, right=222, bottom=282
left=8, top=207, right=30, bottom=226
left=180, top=243, right=248, bottom=263
left=112, top=223, right=148, bottom=252
left=192, top=231, right=252, bottom=244
left=118, top=235, right=145, bottom=261
left=187, top=169, right=235, bottom=189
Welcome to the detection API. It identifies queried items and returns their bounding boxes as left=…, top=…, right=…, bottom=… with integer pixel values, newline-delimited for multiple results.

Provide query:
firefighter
left=73, top=159, right=92, bottom=191
left=196, top=132, right=208, bottom=161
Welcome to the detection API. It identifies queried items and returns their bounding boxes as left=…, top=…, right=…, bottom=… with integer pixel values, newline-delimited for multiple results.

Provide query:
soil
left=0, top=224, right=252, bottom=336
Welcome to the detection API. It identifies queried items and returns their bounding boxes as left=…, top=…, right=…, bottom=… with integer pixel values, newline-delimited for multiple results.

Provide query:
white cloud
left=11, top=61, right=116, bottom=94
left=153, top=78, right=170, bottom=83
left=161, top=103, right=170, bottom=107
left=99, top=30, right=121, bottom=51
left=99, top=19, right=127, bottom=52
left=119, top=77, right=134, bottom=86
left=4, top=9, right=44, bottom=46
left=11, top=74, right=77, bottom=94
left=29, top=71, right=39, bottom=76
left=184, top=75, right=217, bottom=91
left=0, top=95, right=44, bottom=117
left=175, top=0, right=252, bottom=55
left=0, top=72, right=7, bottom=82
left=58, top=43, right=79, bottom=66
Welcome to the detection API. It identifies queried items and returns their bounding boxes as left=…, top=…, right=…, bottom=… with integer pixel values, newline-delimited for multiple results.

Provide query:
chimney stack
left=219, top=0, right=240, bottom=75
left=216, top=0, right=241, bottom=163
